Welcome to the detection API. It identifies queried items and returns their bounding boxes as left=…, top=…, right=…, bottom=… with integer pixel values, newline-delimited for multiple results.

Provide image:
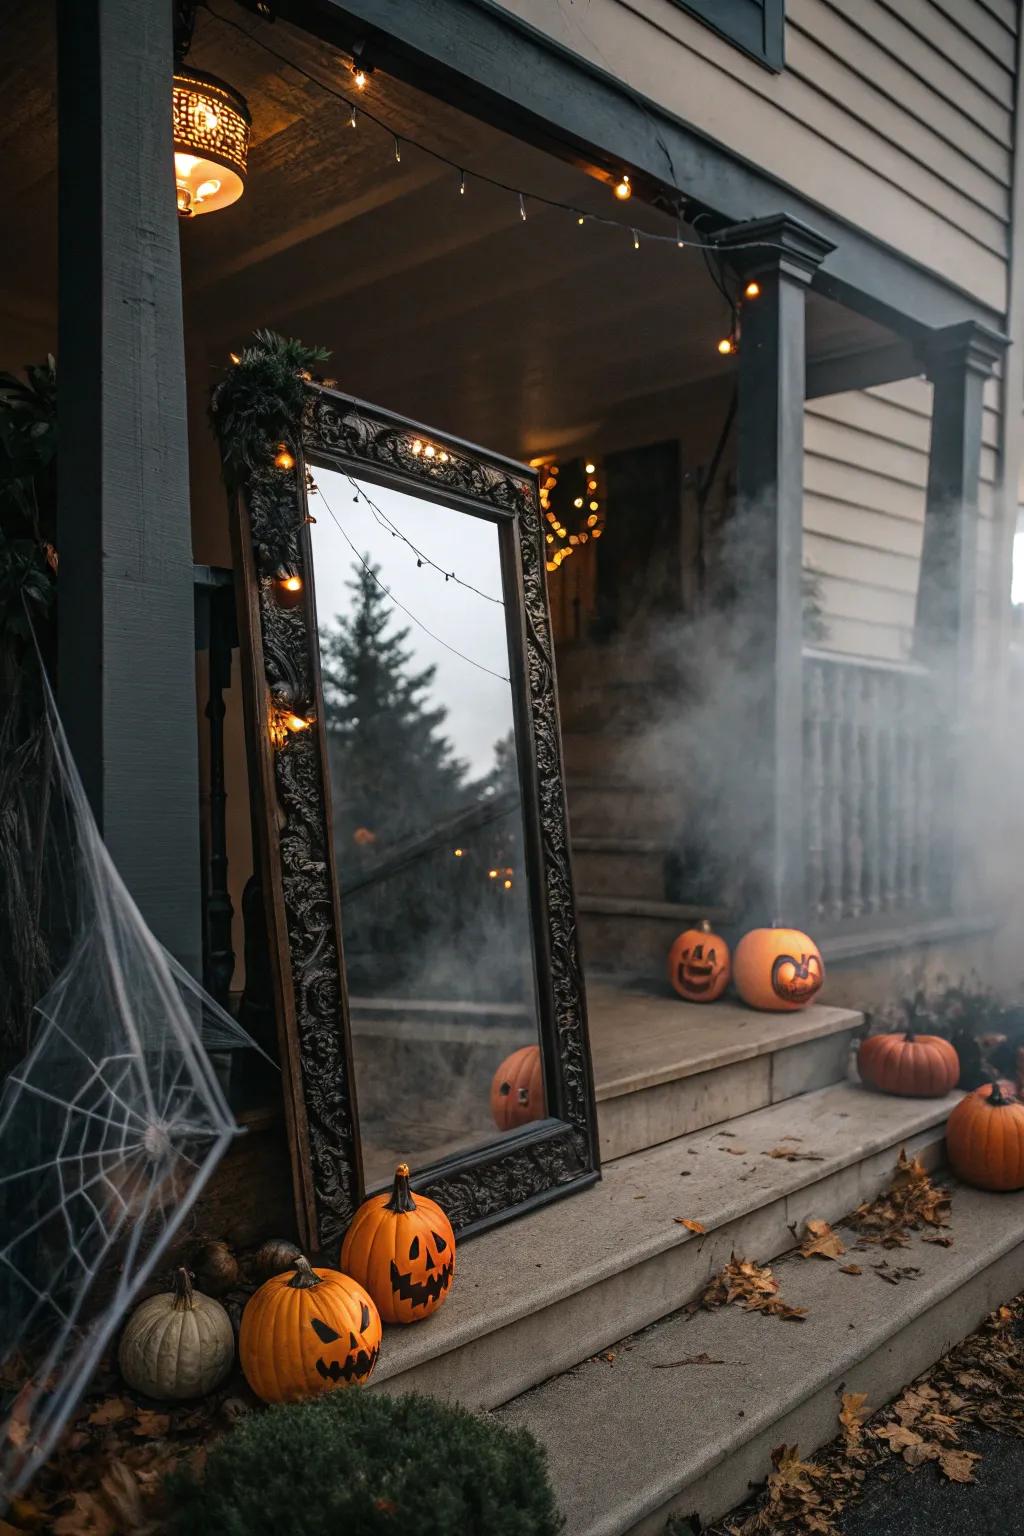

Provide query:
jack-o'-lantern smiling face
left=389, top=1228, right=454, bottom=1312
left=310, top=1305, right=379, bottom=1384
left=771, top=951, right=824, bottom=1005
left=667, top=922, right=731, bottom=1003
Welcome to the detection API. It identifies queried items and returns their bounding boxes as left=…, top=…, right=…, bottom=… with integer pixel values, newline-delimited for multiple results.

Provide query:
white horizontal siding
left=804, top=376, right=1000, bottom=662
left=497, top=0, right=1014, bottom=309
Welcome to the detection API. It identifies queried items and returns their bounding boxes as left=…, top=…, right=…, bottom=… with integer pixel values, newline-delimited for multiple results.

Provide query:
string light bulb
left=717, top=337, right=735, bottom=356
left=585, top=462, right=596, bottom=474
left=274, top=443, right=296, bottom=470
left=353, top=67, right=367, bottom=88
left=614, top=174, right=632, bottom=200
left=280, top=574, right=303, bottom=593
left=744, top=279, right=761, bottom=299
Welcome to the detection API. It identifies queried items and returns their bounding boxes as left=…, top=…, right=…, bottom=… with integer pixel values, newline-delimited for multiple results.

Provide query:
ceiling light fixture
left=173, top=67, right=251, bottom=218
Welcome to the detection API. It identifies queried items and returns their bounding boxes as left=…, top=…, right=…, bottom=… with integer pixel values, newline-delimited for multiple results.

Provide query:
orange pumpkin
left=947, top=1081, right=1024, bottom=1191
left=733, top=926, right=824, bottom=1012
left=667, top=920, right=730, bottom=1003
left=340, top=1163, right=456, bottom=1325
left=857, top=1032, right=960, bottom=1098
left=239, top=1255, right=381, bottom=1402
left=490, top=1044, right=544, bottom=1130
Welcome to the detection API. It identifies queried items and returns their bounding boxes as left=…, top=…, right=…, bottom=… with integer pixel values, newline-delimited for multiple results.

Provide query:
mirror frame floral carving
left=229, top=381, right=599, bottom=1253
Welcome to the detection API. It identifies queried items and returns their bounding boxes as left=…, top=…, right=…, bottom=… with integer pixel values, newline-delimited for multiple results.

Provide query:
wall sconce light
left=173, top=67, right=251, bottom=218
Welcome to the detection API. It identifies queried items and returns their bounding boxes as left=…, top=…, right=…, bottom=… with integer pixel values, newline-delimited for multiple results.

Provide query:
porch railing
left=802, top=649, right=951, bottom=927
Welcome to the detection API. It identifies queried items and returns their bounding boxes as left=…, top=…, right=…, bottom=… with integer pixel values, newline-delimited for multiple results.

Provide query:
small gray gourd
left=118, top=1267, right=234, bottom=1399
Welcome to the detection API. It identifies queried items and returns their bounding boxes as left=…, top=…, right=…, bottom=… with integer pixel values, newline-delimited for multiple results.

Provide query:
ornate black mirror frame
left=221, top=367, right=599, bottom=1254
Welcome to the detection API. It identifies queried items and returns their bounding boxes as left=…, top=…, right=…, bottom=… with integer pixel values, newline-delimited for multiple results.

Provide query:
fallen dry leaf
left=937, top=1447, right=981, bottom=1483
left=130, top=1410, right=170, bottom=1438
left=852, top=1149, right=951, bottom=1247
left=800, top=1219, right=846, bottom=1261
left=765, top=1147, right=825, bottom=1162
left=839, top=1264, right=862, bottom=1275
left=922, top=1233, right=954, bottom=1247
left=674, top=1218, right=706, bottom=1234
left=839, top=1393, right=869, bottom=1440
left=723, top=1146, right=748, bottom=1155
left=87, top=1399, right=130, bottom=1429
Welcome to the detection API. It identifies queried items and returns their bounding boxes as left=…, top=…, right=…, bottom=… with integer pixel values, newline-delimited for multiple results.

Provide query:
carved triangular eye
left=409, top=1235, right=420, bottom=1260
left=311, top=1317, right=340, bottom=1343
left=707, top=948, right=716, bottom=964
left=499, top=1081, right=511, bottom=1095
left=432, top=1231, right=448, bottom=1253
left=693, top=943, right=703, bottom=960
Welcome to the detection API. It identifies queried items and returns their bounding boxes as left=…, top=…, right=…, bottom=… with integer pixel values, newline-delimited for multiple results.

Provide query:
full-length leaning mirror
left=228, top=381, right=598, bottom=1253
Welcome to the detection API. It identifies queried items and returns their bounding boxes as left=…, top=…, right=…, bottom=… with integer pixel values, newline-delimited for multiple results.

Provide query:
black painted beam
left=719, top=214, right=835, bottom=928
left=57, top=0, right=202, bottom=975
left=292, top=0, right=1004, bottom=337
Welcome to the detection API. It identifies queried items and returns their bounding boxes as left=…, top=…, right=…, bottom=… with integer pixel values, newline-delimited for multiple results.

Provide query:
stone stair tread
left=372, top=1082, right=956, bottom=1395
left=588, top=990, right=862, bottom=1101
left=494, top=1177, right=1024, bottom=1536
left=572, top=835, right=667, bottom=855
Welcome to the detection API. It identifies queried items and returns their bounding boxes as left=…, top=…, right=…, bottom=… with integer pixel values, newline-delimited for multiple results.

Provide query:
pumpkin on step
left=340, top=1163, right=456, bottom=1325
left=239, top=1255, right=381, bottom=1402
left=667, top=920, right=730, bottom=1003
left=733, top=926, right=824, bottom=1012
left=857, top=1032, right=960, bottom=1098
left=946, top=1081, right=1024, bottom=1191
left=118, top=1268, right=233, bottom=1400
left=490, top=1044, right=544, bottom=1130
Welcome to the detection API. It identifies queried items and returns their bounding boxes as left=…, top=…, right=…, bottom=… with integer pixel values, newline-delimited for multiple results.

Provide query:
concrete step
left=588, top=989, right=862, bottom=1161
left=567, top=779, right=679, bottom=839
left=495, top=1175, right=1024, bottom=1536
left=571, top=837, right=668, bottom=900
left=578, top=895, right=729, bottom=973
left=370, top=1082, right=956, bottom=1416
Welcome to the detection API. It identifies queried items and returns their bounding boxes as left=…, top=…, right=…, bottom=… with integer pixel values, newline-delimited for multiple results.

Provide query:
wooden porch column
left=57, top=0, right=202, bottom=975
left=915, top=321, right=1004, bottom=684
left=718, top=215, right=835, bottom=929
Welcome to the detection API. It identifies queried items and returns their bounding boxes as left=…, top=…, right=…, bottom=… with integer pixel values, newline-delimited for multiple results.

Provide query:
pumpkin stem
left=286, top=1254, right=322, bottom=1290
left=385, top=1163, right=417, bottom=1214
left=989, top=1081, right=1010, bottom=1106
left=172, top=1267, right=195, bottom=1312
left=697, top=919, right=712, bottom=933
left=904, top=1030, right=916, bottom=1044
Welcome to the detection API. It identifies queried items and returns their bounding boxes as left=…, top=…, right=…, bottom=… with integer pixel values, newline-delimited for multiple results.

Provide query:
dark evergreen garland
left=209, top=328, right=330, bottom=492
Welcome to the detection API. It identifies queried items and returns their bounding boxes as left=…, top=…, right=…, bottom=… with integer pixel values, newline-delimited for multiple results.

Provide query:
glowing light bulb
left=589, top=500, right=599, bottom=511
left=585, top=462, right=596, bottom=474
left=573, top=497, right=584, bottom=509
left=588, top=480, right=597, bottom=491
left=744, top=280, right=761, bottom=299
left=503, top=878, right=512, bottom=889
left=438, top=451, right=449, bottom=463
left=195, top=178, right=222, bottom=202
left=453, top=847, right=463, bottom=857
left=614, top=174, right=632, bottom=200
left=717, top=337, right=734, bottom=356
left=281, top=574, right=303, bottom=593
left=587, top=514, right=598, bottom=527
left=424, top=444, right=436, bottom=458
left=229, top=351, right=241, bottom=364
left=274, top=444, right=296, bottom=470
left=489, top=869, right=498, bottom=878
left=577, top=215, right=585, bottom=226
left=285, top=713, right=310, bottom=733
left=411, top=440, right=423, bottom=455
left=353, top=67, right=367, bottom=88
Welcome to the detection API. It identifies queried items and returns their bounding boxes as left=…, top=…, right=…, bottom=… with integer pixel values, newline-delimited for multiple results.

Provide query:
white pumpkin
left=118, top=1267, right=234, bottom=1399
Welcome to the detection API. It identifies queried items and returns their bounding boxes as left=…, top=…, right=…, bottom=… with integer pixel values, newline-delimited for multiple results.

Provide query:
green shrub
left=165, top=1388, right=564, bottom=1536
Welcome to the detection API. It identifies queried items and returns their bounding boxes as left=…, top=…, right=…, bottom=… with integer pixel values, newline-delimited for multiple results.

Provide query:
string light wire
left=204, top=3, right=806, bottom=263
left=343, top=474, right=504, bottom=606
left=312, top=480, right=512, bottom=684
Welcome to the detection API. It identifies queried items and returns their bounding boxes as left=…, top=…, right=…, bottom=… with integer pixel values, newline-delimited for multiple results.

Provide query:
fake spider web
left=0, top=675, right=270, bottom=1504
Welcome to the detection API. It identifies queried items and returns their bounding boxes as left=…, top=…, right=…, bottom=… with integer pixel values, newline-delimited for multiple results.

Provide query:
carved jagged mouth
left=389, top=1255, right=454, bottom=1308
left=679, top=969, right=714, bottom=994
left=771, top=954, right=823, bottom=1002
left=315, top=1345, right=379, bottom=1383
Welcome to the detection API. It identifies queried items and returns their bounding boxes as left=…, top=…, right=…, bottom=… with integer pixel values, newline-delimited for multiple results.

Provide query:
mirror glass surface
left=308, top=467, right=545, bottom=1187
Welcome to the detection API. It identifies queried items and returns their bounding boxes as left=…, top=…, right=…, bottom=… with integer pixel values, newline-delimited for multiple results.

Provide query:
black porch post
left=718, top=215, right=835, bottom=929
left=915, top=321, right=1004, bottom=912
left=57, top=0, right=202, bottom=975
left=915, top=322, right=1004, bottom=684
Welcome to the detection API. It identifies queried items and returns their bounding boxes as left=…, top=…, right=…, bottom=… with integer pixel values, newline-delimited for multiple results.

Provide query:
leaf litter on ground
left=694, top=1254, right=807, bottom=1322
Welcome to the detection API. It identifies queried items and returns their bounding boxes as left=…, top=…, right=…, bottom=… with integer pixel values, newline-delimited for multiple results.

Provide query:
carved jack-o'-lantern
left=733, top=926, right=825, bottom=1012
left=490, top=1044, right=544, bottom=1131
left=340, top=1163, right=456, bottom=1325
left=667, top=920, right=731, bottom=1003
left=239, top=1255, right=381, bottom=1402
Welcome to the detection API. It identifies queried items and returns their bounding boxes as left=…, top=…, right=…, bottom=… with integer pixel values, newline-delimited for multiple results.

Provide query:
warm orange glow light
left=353, top=67, right=368, bottom=89
left=717, top=337, right=735, bottom=356
left=173, top=68, right=250, bottom=219
left=614, top=174, right=632, bottom=201
left=274, top=444, right=296, bottom=470
left=281, top=575, right=303, bottom=593
left=585, top=462, right=596, bottom=474
left=744, top=280, right=761, bottom=299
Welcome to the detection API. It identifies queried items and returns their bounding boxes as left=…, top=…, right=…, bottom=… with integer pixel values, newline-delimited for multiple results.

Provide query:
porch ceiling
left=0, top=1, right=901, bottom=461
